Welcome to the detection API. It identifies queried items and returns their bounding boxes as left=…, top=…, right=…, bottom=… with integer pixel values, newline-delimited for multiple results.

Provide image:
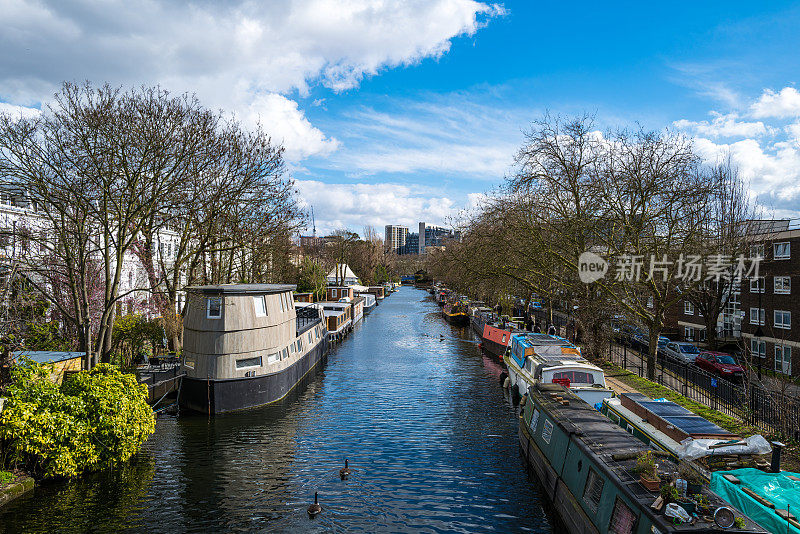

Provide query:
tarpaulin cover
left=710, top=468, right=800, bottom=534
left=679, top=435, right=772, bottom=460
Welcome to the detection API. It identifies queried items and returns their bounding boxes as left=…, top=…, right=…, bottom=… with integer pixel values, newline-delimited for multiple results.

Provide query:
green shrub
left=0, top=360, right=155, bottom=479
left=0, top=470, right=13, bottom=484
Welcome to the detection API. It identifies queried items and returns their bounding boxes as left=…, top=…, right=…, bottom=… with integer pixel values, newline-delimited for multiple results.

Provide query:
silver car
left=661, top=341, right=700, bottom=364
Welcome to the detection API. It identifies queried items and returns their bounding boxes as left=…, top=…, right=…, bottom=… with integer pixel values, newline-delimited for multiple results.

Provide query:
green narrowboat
left=518, top=383, right=767, bottom=533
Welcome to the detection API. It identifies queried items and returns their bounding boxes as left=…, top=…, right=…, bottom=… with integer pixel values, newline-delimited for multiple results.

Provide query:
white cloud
left=295, top=180, right=461, bottom=237
left=0, top=1, right=502, bottom=161
left=243, top=94, right=339, bottom=162
left=750, top=87, right=800, bottom=119
left=332, top=96, right=523, bottom=179
left=0, top=102, right=40, bottom=120
left=674, top=112, right=769, bottom=138
left=680, top=87, right=800, bottom=214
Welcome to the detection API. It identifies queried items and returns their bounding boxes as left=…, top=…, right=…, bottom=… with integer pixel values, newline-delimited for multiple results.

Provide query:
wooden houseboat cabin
left=179, top=284, right=328, bottom=414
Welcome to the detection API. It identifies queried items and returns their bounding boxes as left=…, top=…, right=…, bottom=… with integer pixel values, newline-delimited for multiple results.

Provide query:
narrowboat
left=442, top=299, right=469, bottom=326
left=601, top=394, right=772, bottom=475
left=368, top=285, right=386, bottom=300
left=518, top=383, right=767, bottom=533
left=504, top=333, right=614, bottom=406
left=472, top=308, right=525, bottom=359
left=179, top=284, right=328, bottom=414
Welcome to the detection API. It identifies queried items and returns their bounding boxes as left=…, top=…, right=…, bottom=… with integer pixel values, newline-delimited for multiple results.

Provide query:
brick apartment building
left=740, top=222, right=799, bottom=377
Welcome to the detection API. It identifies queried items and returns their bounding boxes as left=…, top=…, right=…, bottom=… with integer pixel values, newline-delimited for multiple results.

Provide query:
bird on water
left=307, top=492, right=322, bottom=517
left=340, top=459, right=351, bottom=480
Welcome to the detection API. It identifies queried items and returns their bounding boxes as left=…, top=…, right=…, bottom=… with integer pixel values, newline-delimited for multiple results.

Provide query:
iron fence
left=607, top=341, right=800, bottom=441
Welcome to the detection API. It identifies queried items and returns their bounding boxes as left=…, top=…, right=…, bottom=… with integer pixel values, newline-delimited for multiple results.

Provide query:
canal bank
left=0, top=287, right=555, bottom=533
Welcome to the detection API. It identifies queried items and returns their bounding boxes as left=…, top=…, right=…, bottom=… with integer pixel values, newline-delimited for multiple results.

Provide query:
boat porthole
left=577, top=460, right=582, bottom=472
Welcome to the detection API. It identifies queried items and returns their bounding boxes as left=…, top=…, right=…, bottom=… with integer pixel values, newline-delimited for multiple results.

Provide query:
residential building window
left=774, top=242, right=791, bottom=260
left=646, top=296, right=653, bottom=309
left=684, top=326, right=695, bottom=341
left=751, top=339, right=766, bottom=358
left=774, top=276, right=791, bottom=295
left=774, top=310, right=791, bottom=329
left=749, top=307, right=765, bottom=325
left=750, top=276, right=765, bottom=293
left=750, top=244, right=764, bottom=258
left=697, top=329, right=706, bottom=342
left=207, top=297, right=222, bottom=319
left=774, top=345, right=792, bottom=375
left=684, top=301, right=694, bottom=315
left=253, top=296, right=267, bottom=317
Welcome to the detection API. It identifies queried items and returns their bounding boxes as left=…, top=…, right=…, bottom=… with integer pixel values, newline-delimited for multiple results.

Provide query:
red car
left=695, top=351, right=744, bottom=381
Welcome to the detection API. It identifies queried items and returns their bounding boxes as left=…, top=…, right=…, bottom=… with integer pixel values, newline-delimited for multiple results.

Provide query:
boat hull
left=518, top=421, right=599, bottom=534
left=443, top=313, right=469, bottom=326
left=179, top=337, right=329, bottom=414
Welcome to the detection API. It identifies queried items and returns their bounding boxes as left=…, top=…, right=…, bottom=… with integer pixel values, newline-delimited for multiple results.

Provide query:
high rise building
left=384, top=225, right=409, bottom=254
left=418, top=222, right=460, bottom=254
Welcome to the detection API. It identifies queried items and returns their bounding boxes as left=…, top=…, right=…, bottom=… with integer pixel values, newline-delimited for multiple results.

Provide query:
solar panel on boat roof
left=639, top=401, right=692, bottom=417
left=662, top=416, right=731, bottom=436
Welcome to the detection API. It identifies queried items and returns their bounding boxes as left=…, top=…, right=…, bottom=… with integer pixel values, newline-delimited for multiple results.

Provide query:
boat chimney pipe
left=771, top=441, right=785, bottom=473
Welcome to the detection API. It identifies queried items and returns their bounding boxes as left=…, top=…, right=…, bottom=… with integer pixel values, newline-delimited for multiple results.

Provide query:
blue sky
left=3, top=1, right=800, bottom=236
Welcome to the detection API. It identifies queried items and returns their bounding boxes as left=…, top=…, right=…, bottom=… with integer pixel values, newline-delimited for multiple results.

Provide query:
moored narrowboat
left=504, top=333, right=614, bottom=406
left=518, top=383, right=767, bottom=533
left=179, top=284, right=328, bottom=414
left=443, top=300, right=469, bottom=326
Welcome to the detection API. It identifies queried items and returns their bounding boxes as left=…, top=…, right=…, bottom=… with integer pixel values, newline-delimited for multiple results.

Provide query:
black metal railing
left=296, top=305, right=321, bottom=332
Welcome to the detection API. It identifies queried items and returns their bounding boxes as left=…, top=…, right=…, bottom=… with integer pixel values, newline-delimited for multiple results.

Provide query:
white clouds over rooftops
left=674, top=86, right=800, bottom=214
left=0, top=0, right=503, bottom=161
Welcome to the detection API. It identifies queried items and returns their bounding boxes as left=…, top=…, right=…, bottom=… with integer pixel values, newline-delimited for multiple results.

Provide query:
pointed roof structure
left=326, top=264, right=360, bottom=286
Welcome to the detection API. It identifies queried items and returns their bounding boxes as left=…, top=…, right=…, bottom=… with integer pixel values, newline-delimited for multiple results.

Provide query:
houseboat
left=368, top=285, right=386, bottom=301
left=357, top=291, right=377, bottom=314
left=442, top=299, right=469, bottom=326
left=179, top=284, right=328, bottom=414
left=504, top=333, right=614, bottom=406
left=518, top=382, right=767, bottom=533
left=319, top=301, right=353, bottom=341
left=471, top=308, right=525, bottom=359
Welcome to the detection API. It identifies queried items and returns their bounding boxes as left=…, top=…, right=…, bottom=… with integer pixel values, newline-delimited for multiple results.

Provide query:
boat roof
left=620, top=392, right=734, bottom=440
left=533, top=384, right=765, bottom=532
left=539, top=361, right=603, bottom=373
left=12, top=351, right=85, bottom=364
left=186, top=284, right=296, bottom=295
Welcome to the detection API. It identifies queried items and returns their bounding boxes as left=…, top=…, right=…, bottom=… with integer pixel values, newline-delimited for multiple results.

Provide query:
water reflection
left=1, top=288, right=554, bottom=533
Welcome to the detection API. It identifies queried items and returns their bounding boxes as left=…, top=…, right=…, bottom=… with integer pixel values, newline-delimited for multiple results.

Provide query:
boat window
left=279, top=295, right=285, bottom=313
left=207, top=297, right=222, bottom=319
left=253, top=296, right=267, bottom=317
left=608, top=412, right=620, bottom=425
left=236, top=356, right=262, bottom=369
left=524, top=360, right=532, bottom=372
left=282, top=348, right=289, bottom=360
left=331, top=288, right=337, bottom=298
left=552, top=371, right=593, bottom=384
left=501, top=334, right=506, bottom=342
left=608, top=497, right=637, bottom=534
left=297, top=338, right=303, bottom=351
left=266, top=353, right=280, bottom=364
left=308, top=332, right=313, bottom=343
left=582, top=468, right=604, bottom=513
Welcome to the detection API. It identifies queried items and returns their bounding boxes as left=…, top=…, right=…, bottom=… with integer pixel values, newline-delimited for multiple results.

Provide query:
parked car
left=696, top=351, right=744, bottom=381
left=661, top=341, right=700, bottom=364
left=632, top=330, right=670, bottom=352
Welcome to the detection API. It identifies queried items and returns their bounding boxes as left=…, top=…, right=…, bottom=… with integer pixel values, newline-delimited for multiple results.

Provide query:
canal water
left=0, top=287, right=556, bottom=533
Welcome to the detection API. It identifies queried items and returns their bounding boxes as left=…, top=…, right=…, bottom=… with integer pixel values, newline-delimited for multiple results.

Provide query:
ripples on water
left=1, top=288, right=555, bottom=533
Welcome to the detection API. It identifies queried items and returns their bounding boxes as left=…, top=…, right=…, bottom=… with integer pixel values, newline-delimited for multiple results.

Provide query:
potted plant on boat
left=679, top=462, right=704, bottom=495
left=693, top=494, right=711, bottom=515
left=660, top=485, right=680, bottom=504
left=635, top=451, right=661, bottom=491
